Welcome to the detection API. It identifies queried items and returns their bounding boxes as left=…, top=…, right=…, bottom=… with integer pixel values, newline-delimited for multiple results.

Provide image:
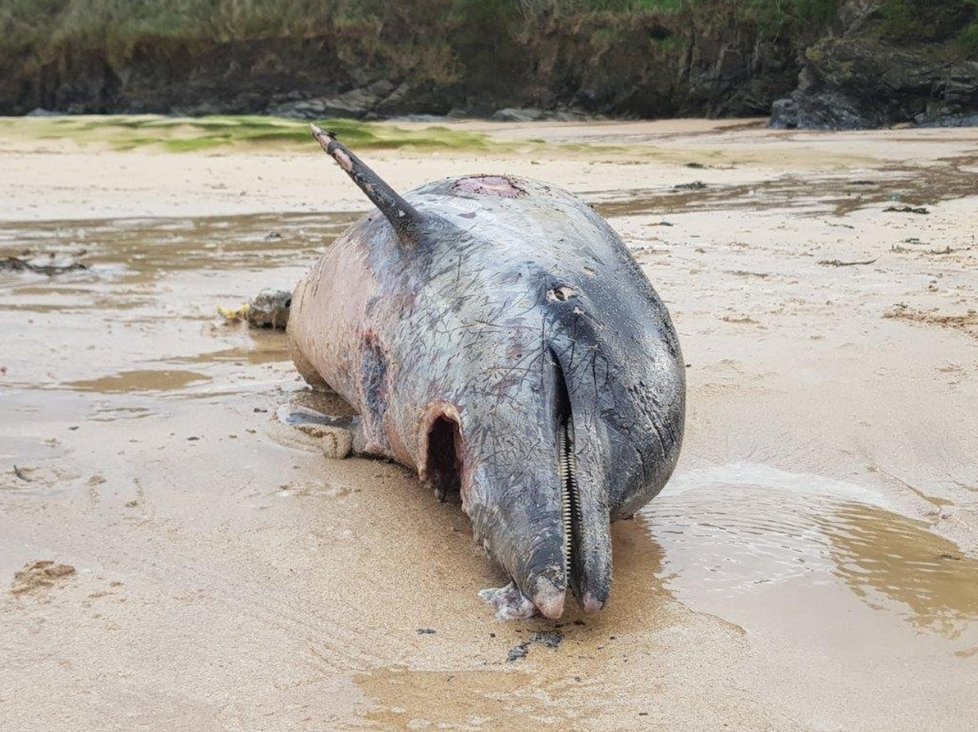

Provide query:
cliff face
left=0, top=0, right=975, bottom=128
left=770, top=0, right=978, bottom=128
left=0, top=1, right=810, bottom=120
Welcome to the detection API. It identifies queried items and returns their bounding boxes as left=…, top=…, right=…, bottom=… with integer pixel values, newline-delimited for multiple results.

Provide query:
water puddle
left=88, top=404, right=158, bottom=421
left=594, top=163, right=978, bottom=218
left=643, top=463, right=978, bottom=639
left=65, top=369, right=212, bottom=393
left=0, top=212, right=355, bottom=412
left=0, top=211, right=358, bottom=299
left=170, top=343, right=290, bottom=366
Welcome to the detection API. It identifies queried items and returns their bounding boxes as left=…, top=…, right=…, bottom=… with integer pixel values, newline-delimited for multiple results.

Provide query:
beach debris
left=217, top=303, right=250, bottom=322
left=673, top=181, right=707, bottom=191
left=883, top=205, right=929, bottom=214
left=505, top=631, right=564, bottom=662
left=883, top=306, right=978, bottom=339
left=720, top=314, right=759, bottom=325
left=1, top=256, right=87, bottom=276
left=817, top=258, right=877, bottom=267
left=219, top=288, right=291, bottom=328
left=12, top=465, right=32, bottom=482
left=246, top=288, right=291, bottom=328
left=11, top=560, right=76, bottom=595
left=507, top=643, right=530, bottom=662
left=531, top=631, right=564, bottom=648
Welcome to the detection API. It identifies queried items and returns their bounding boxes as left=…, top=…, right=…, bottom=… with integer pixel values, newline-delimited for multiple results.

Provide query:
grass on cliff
left=0, top=115, right=497, bottom=153
left=877, top=0, right=978, bottom=51
left=0, top=0, right=686, bottom=62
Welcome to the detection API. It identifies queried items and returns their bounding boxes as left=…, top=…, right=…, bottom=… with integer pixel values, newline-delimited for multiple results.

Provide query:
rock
left=491, top=107, right=594, bottom=123
left=246, top=288, right=291, bottom=329
left=491, top=107, right=546, bottom=122
left=271, top=80, right=397, bottom=119
left=770, top=2, right=978, bottom=130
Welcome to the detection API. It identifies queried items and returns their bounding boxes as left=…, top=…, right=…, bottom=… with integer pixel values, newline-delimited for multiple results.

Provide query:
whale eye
left=547, top=286, right=577, bottom=302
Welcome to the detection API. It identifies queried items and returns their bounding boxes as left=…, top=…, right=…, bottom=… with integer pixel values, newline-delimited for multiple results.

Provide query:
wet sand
left=1, top=119, right=977, bottom=730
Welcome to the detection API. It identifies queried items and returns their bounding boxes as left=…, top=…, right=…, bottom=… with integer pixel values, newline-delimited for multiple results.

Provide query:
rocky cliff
left=771, top=0, right=978, bottom=128
left=0, top=1, right=823, bottom=120
left=0, top=0, right=975, bottom=128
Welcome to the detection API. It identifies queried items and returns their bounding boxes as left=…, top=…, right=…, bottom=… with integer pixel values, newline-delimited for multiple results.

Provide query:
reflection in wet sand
left=594, top=161, right=978, bottom=218
left=824, top=503, right=978, bottom=638
left=643, top=462, right=978, bottom=639
left=66, top=369, right=211, bottom=393
left=171, top=343, right=290, bottom=367
left=1, top=212, right=357, bottom=271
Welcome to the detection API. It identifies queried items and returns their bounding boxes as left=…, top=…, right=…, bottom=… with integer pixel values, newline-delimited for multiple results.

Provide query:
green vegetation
left=955, top=0, right=978, bottom=54
left=0, top=0, right=696, bottom=113
left=0, top=115, right=497, bottom=153
left=0, top=1, right=684, bottom=64
left=741, top=0, right=841, bottom=40
left=958, top=17, right=978, bottom=54
left=878, top=0, right=977, bottom=44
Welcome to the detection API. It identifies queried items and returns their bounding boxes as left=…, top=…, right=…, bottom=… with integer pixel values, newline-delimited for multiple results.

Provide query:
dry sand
left=1, top=118, right=977, bottom=730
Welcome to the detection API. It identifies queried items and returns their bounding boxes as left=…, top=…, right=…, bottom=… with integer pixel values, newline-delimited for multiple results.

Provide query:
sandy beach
left=1, top=118, right=977, bottom=730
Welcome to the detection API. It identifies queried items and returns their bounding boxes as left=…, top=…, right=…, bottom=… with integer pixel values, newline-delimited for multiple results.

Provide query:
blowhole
left=548, top=286, right=577, bottom=302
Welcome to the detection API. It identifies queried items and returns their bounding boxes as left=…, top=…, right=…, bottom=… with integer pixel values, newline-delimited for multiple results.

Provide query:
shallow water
left=593, top=160, right=978, bottom=218
left=644, top=463, right=978, bottom=642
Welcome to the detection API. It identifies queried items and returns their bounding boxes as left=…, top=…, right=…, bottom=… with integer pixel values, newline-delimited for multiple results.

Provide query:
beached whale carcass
left=287, top=126, right=685, bottom=619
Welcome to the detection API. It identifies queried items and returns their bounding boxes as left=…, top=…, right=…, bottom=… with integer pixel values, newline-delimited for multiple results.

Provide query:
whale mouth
left=554, top=350, right=583, bottom=610
left=476, top=353, right=586, bottom=621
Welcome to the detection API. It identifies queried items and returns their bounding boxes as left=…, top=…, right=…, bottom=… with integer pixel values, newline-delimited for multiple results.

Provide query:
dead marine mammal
left=287, top=126, right=685, bottom=619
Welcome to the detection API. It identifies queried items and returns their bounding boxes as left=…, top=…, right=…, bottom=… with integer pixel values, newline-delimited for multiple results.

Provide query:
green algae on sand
left=0, top=114, right=497, bottom=154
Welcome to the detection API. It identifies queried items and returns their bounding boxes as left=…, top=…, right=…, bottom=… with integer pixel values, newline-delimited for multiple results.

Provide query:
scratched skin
left=288, top=175, right=685, bottom=619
